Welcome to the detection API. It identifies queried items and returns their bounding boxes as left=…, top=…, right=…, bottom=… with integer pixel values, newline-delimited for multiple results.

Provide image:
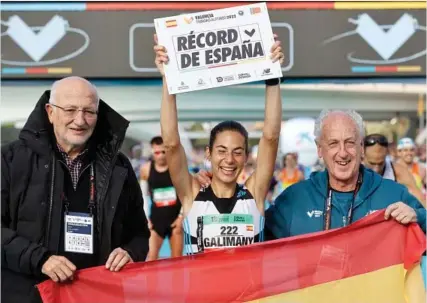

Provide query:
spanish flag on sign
left=37, top=211, right=426, bottom=303
left=165, top=19, right=177, bottom=27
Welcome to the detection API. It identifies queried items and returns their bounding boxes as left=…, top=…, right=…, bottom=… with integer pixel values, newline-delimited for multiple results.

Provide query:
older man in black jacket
left=1, top=76, right=150, bottom=302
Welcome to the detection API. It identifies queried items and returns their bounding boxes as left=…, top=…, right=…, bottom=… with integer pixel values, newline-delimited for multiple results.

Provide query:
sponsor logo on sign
left=250, top=7, right=261, bottom=14
left=166, top=19, right=177, bottom=28
left=238, top=73, right=251, bottom=79
left=195, top=13, right=236, bottom=24
left=178, top=81, right=189, bottom=90
left=224, top=75, right=234, bottom=81
left=238, top=10, right=244, bottom=16
left=217, top=75, right=234, bottom=83
left=246, top=225, right=253, bottom=231
left=262, top=68, right=272, bottom=76
left=184, top=16, right=193, bottom=24
left=195, top=13, right=214, bottom=20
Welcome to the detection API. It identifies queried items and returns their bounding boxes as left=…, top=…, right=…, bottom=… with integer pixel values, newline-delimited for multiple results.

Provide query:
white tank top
left=382, top=158, right=396, bottom=181
left=183, top=184, right=264, bottom=254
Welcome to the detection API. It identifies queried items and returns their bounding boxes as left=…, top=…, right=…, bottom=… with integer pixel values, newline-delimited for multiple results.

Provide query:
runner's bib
left=197, top=214, right=254, bottom=252
left=153, top=186, right=177, bottom=207
left=64, top=212, right=93, bottom=254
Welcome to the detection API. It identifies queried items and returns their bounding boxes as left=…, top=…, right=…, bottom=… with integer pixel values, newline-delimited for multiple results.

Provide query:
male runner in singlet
left=397, top=137, right=426, bottom=192
left=363, top=134, right=425, bottom=206
left=140, top=136, right=183, bottom=260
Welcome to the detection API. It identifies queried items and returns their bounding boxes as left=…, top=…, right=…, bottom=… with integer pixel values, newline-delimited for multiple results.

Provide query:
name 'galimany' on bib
left=154, top=2, right=283, bottom=94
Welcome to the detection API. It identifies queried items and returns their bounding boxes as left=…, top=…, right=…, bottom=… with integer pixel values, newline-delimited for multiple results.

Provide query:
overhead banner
left=37, top=211, right=426, bottom=303
left=0, top=2, right=425, bottom=79
left=155, top=3, right=282, bottom=93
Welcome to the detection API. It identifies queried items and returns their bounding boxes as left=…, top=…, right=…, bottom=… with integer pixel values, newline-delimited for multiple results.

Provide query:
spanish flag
left=37, top=211, right=426, bottom=303
left=165, top=19, right=177, bottom=27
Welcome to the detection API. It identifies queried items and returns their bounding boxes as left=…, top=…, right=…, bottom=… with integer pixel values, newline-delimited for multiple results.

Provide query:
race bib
left=64, top=212, right=93, bottom=254
left=197, top=214, right=254, bottom=252
left=153, top=187, right=177, bottom=207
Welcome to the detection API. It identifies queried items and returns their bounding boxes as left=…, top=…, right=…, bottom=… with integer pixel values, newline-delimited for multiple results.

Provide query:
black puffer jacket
left=1, top=91, right=149, bottom=303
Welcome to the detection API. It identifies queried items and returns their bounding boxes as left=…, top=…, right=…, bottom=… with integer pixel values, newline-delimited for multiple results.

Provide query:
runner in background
left=397, top=137, right=426, bottom=193
left=140, top=136, right=183, bottom=260
left=277, top=153, right=304, bottom=189
left=363, top=134, right=425, bottom=206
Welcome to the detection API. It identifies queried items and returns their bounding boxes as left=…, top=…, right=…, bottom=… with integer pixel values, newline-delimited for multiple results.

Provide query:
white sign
left=154, top=2, right=282, bottom=94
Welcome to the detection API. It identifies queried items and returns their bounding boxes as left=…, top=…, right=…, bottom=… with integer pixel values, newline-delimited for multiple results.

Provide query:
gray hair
left=49, top=76, right=100, bottom=108
left=314, top=109, right=365, bottom=142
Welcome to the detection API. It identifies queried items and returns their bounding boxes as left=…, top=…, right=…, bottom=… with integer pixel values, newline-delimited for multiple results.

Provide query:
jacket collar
left=19, top=90, right=129, bottom=158
left=310, top=165, right=382, bottom=206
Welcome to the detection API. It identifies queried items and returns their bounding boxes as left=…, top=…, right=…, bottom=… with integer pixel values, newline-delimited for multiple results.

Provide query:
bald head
left=45, top=76, right=99, bottom=158
left=49, top=76, right=99, bottom=108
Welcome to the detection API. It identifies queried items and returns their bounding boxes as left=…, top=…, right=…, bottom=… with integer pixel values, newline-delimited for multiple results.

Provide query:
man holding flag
left=266, top=109, right=426, bottom=239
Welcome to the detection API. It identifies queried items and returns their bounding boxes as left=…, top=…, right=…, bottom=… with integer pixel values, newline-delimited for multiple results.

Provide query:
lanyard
left=88, top=164, right=96, bottom=215
left=323, top=172, right=362, bottom=231
left=64, top=163, right=96, bottom=215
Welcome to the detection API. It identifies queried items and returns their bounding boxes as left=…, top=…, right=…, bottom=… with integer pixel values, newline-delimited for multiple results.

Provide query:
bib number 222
left=220, top=226, right=238, bottom=235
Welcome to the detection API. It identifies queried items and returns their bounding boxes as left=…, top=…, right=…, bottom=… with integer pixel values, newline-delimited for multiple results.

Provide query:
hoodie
left=266, top=166, right=426, bottom=238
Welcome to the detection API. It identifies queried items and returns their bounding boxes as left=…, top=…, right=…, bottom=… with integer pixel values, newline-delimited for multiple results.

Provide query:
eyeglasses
left=364, top=135, right=388, bottom=147
left=50, top=104, right=98, bottom=120
left=153, top=151, right=166, bottom=155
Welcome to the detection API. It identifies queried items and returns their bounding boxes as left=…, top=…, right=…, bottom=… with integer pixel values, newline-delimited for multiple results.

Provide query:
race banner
left=37, top=211, right=426, bottom=303
left=154, top=3, right=282, bottom=94
left=1, top=2, right=425, bottom=79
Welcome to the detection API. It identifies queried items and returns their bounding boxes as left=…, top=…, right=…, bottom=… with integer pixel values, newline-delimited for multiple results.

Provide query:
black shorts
left=150, top=203, right=181, bottom=239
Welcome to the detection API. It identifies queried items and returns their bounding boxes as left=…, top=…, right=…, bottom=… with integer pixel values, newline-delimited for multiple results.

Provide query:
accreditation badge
left=64, top=212, right=94, bottom=254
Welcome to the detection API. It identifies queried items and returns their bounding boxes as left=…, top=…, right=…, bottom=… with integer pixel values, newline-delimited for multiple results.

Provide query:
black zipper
left=44, top=155, right=56, bottom=247
left=77, top=164, right=91, bottom=184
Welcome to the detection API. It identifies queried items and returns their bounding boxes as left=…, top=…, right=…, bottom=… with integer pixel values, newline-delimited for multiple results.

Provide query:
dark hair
left=209, top=121, right=249, bottom=155
left=150, top=136, right=163, bottom=146
left=282, top=153, right=296, bottom=167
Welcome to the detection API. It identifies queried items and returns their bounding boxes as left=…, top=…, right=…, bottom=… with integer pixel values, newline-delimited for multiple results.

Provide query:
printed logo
left=224, top=75, right=234, bottom=81
left=307, top=210, right=323, bottom=218
left=195, top=13, right=236, bottom=24
left=246, top=225, right=253, bottom=231
left=354, top=13, right=417, bottom=60
left=261, top=68, right=272, bottom=76
left=237, top=190, right=245, bottom=198
left=238, top=73, right=251, bottom=79
left=238, top=10, right=244, bottom=16
left=197, top=78, right=205, bottom=85
left=250, top=7, right=261, bottom=15
left=4, top=15, right=69, bottom=62
left=216, top=77, right=223, bottom=83
left=184, top=16, right=194, bottom=24
left=178, top=81, right=189, bottom=90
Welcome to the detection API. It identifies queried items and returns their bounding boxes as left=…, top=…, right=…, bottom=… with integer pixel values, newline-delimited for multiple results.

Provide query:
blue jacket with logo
left=266, top=166, right=426, bottom=238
